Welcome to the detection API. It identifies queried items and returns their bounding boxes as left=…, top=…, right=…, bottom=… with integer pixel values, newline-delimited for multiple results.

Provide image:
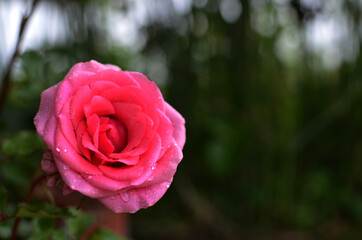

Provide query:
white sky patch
left=305, top=12, right=355, bottom=69
left=220, top=0, right=242, bottom=24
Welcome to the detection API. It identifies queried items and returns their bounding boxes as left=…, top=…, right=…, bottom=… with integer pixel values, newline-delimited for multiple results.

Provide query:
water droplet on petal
left=56, top=146, right=62, bottom=152
left=87, top=175, right=93, bottom=179
left=151, top=166, right=155, bottom=170
left=72, top=179, right=77, bottom=183
left=64, top=148, right=67, bottom=153
left=120, top=192, right=130, bottom=202
left=166, top=184, right=170, bottom=188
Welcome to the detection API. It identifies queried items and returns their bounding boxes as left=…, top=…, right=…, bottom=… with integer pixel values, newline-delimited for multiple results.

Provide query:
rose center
left=98, top=116, right=127, bottom=155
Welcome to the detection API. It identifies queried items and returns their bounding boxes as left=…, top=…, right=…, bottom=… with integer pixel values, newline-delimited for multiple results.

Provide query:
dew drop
left=151, top=165, right=155, bottom=170
left=166, top=184, right=170, bottom=188
left=72, top=179, right=77, bottom=183
left=87, top=175, right=93, bottom=179
left=120, top=192, right=130, bottom=202
left=56, top=146, right=62, bottom=152
left=63, top=148, right=68, bottom=153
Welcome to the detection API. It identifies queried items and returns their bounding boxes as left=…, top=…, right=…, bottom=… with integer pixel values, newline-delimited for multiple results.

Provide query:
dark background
left=1, top=0, right=362, bottom=239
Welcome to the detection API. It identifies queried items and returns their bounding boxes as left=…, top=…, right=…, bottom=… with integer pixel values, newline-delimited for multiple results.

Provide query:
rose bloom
left=34, top=60, right=185, bottom=213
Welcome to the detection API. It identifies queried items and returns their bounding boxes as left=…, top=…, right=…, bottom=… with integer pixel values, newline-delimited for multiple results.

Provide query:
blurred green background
left=1, top=0, right=362, bottom=239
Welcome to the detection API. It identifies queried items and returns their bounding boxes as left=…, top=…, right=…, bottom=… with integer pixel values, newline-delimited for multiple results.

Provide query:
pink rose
left=34, top=60, right=185, bottom=213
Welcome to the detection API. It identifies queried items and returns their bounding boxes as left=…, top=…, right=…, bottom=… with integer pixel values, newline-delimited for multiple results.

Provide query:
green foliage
left=13, top=203, right=73, bottom=219
left=0, top=184, right=7, bottom=212
left=89, top=228, right=129, bottom=240
left=66, top=207, right=95, bottom=238
left=2, top=130, right=45, bottom=156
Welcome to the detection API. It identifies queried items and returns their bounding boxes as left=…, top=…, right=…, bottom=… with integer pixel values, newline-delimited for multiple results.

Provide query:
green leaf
left=65, top=207, right=94, bottom=238
left=13, top=203, right=72, bottom=219
left=0, top=184, right=7, bottom=211
left=88, top=228, right=129, bottom=240
left=2, top=130, right=45, bottom=156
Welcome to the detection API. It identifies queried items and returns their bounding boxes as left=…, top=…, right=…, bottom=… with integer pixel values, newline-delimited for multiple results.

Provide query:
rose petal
left=113, top=103, right=146, bottom=151
left=99, top=179, right=172, bottom=213
left=92, top=70, right=140, bottom=89
left=69, top=85, right=92, bottom=128
left=58, top=98, right=80, bottom=153
left=34, top=84, right=59, bottom=149
left=54, top=127, right=101, bottom=174
left=151, top=140, right=183, bottom=184
left=86, top=114, right=100, bottom=149
left=99, top=131, right=114, bottom=155
left=84, top=95, right=115, bottom=118
left=75, top=120, right=91, bottom=159
left=157, top=109, right=174, bottom=157
left=105, top=118, right=127, bottom=152
left=65, top=60, right=117, bottom=89
left=98, top=163, right=146, bottom=181
left=55, top=159, right=111, bottom=198
left=165, top=102, right=186, bottom=149
left=127, top=71, right=165, bottom=112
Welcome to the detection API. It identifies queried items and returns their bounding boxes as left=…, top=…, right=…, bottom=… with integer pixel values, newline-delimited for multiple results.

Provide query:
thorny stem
left=0, top=0, right=40, bottom=113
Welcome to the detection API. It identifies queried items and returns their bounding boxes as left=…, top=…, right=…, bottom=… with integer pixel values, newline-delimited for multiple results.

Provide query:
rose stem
left=0, top=0, right=40, bottom=113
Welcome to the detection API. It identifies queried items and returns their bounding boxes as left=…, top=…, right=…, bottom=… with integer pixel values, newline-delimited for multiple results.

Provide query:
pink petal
left=75, top=120, right=91, bottom=160
left=98, top=163, right=146, bottom=181
left=157, top=109, right=174, bottom=157
left=69, top=85, right=92, bottom=129
left=127, top=72, right=165, bottom=112
left=92, top=70, right=140, bottom=89
left=58, top=98, right=80, bottom=154
left=99, top=179, right=172, bottom=213
left=34, top=84, right=59, bottom=150
left=113, top=102, right=146, bottom=151
left=55, top=159, right=111, bottom=198
left=86, top=114, right=100, bottom=149
left=98, top=131, right=114, bottom=155
left=105, top=118, right=127, bottom=152
left=151, top=140, right=183, bottom=184
left=53, top=127, right=101, bottom=175
left=165, top=102, right=186, bottom=149
left=64, top=60, right=118, bottom=89
left=84, top=95, right=115, bottom=117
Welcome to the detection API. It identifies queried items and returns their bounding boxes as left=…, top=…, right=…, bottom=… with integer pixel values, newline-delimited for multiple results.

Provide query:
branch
left=0, top=0, right=40, bottom=112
